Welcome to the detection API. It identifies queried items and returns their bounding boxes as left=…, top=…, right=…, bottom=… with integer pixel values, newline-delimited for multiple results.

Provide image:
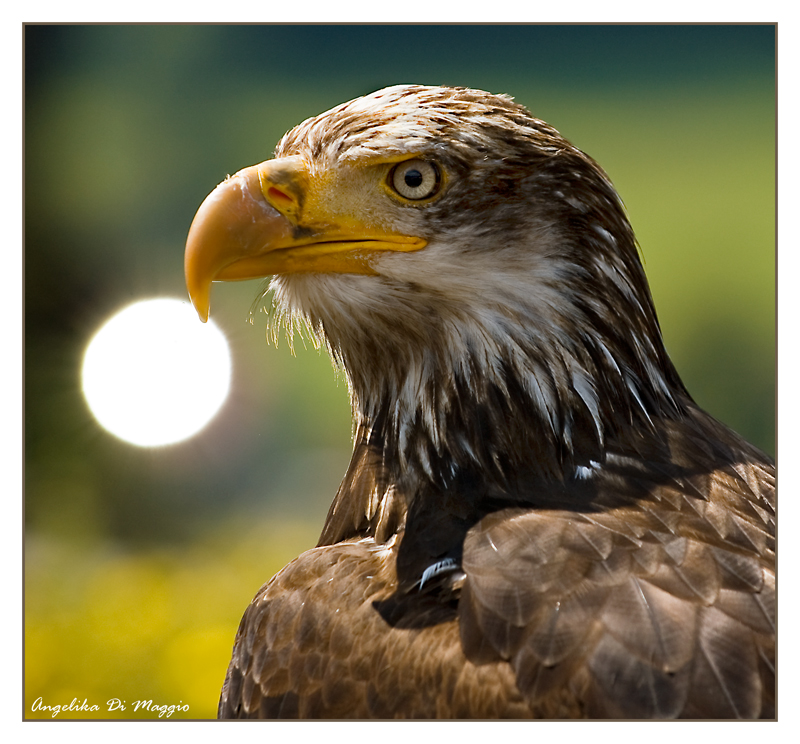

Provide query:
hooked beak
left=184, top=156, right=426, bottom=321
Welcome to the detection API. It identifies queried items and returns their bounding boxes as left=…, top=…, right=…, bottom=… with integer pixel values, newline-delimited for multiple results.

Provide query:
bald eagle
left=185, top=85, right=775, bottom=719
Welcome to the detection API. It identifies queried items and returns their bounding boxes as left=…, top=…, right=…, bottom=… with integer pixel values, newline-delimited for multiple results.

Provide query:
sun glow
left=82, top=298, right=231, bottom=447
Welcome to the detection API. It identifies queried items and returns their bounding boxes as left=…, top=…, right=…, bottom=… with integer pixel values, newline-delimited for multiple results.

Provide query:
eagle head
left=185, top=84, right=685, bottom=489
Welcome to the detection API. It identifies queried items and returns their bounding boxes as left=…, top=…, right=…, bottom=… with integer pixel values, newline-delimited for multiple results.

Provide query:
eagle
left=184, top=85, right=775, bottom=719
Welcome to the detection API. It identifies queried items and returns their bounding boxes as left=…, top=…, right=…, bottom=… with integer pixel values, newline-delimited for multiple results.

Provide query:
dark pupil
left=404, top=169, right=424, bottom=188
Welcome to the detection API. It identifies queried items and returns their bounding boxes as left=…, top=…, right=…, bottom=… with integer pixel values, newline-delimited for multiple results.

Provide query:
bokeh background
left=24, top=24, right=775, bottom=719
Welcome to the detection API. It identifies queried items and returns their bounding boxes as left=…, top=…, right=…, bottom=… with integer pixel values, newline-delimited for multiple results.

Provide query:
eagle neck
left=346, top=306, right=687, bottom=501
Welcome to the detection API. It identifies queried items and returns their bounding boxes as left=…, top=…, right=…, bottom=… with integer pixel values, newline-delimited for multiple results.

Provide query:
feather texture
left=206, top=85, right=775, bottom=719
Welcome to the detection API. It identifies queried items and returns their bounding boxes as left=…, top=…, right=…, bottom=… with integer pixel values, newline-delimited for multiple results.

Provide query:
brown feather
left=209, top=85, right=775, bottom=719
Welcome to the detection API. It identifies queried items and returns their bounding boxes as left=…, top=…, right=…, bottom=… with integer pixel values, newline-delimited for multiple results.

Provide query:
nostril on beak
left=267, top=187, right=294, bottom=210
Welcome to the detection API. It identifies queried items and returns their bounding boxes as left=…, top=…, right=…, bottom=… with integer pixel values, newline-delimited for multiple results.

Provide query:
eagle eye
left=390, top=159, right=440, bottom=201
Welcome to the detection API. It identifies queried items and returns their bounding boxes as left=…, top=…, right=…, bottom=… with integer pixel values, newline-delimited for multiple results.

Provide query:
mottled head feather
left=276, top=85, right=544, bottom=165
left=266, top=85, right=687, bottom=492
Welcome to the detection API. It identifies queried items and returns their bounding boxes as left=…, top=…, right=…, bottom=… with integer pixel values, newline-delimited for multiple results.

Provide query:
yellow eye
left=390, top=159, right=440, bottom=200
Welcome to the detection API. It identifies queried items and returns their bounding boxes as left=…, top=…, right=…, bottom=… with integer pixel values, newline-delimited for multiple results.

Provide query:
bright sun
left=82, top=298, right=232, bottom=447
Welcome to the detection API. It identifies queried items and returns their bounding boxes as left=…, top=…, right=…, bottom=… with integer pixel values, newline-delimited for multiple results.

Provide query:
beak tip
left=186, top=283, right=210, bottom=323
left=185, top=236, right=212, bottom=323
left=192, top=298, right=210, bottom=324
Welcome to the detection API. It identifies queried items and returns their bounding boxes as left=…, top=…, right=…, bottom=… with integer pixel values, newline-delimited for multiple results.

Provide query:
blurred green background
left=24, top=24, right=775, bottom=719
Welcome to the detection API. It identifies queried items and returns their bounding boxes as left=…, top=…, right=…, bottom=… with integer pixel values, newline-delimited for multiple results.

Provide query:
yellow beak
left=184, top=157, right=426, bottom=322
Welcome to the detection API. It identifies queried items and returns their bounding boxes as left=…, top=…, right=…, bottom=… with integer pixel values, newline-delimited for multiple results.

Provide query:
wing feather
left=459, top=443, right=775, bottom=719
